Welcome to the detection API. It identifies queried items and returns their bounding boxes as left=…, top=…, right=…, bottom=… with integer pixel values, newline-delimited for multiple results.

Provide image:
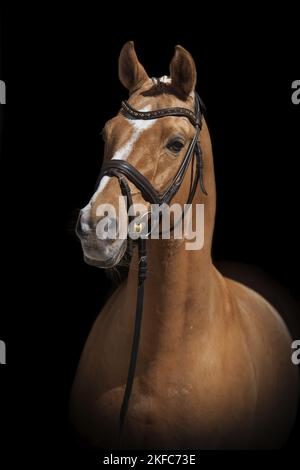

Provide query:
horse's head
left=77, top=41, right=204, bottom=268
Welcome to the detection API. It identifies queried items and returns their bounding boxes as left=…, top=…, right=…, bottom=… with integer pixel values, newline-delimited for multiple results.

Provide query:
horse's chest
left=97, top=360, right=256, bottom=448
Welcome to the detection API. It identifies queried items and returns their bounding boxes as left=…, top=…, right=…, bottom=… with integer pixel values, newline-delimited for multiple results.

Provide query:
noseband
left=99, top=91, right=207, bottom=443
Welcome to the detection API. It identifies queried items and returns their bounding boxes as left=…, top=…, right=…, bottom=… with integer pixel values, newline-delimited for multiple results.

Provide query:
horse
left=70, top=41, right=299, bottom=449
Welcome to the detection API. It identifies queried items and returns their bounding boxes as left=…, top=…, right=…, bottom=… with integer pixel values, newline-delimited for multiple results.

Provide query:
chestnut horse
left=70, top=42, right=298, bottom=449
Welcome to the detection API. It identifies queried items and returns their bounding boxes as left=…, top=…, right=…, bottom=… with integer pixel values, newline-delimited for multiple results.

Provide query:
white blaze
left=92, top=105, right=156, bottom=198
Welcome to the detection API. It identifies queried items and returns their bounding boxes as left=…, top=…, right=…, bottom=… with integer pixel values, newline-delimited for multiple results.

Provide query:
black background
left=0, top=4, right=299, bottom=465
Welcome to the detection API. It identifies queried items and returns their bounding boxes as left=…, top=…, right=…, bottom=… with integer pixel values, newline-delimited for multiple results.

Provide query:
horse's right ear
left=118, top=41, right=149, bottom=94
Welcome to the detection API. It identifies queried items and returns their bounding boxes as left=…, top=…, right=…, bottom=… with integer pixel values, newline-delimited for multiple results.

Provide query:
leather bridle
left=102, top=93, right=207, bottom=205
left=98, top=90, right=207, bottom=443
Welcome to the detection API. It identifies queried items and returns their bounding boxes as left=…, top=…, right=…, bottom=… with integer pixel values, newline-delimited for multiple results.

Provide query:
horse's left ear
left=118, top=41, right=149, bottom=94
left=169, top=45, right=197, bottom=99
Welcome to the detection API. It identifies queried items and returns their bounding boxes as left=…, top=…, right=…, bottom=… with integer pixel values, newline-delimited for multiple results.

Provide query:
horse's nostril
left=96, top=217, right=119, bottom=242
left=76, top=211, right=92, bottom=239
left=76, top=211, right=120, bottom=243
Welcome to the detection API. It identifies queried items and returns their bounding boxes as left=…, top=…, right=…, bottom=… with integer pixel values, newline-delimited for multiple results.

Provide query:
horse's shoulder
left=225, top=277, right=287, bottom=329
left=225, top=277, right=292, bottom=352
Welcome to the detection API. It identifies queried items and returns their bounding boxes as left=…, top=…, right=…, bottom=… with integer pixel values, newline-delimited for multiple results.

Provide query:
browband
left=121, top=100, right=201, bottom=128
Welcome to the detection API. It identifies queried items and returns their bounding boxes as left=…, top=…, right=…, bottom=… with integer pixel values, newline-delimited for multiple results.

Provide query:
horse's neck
left=123, top=238, right=217, bottom=363
left=122, top=119, right=218, bottom=357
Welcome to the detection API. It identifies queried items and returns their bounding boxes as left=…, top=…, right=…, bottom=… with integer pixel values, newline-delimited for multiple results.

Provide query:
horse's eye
left=166, top=139, right=184, bottom=153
